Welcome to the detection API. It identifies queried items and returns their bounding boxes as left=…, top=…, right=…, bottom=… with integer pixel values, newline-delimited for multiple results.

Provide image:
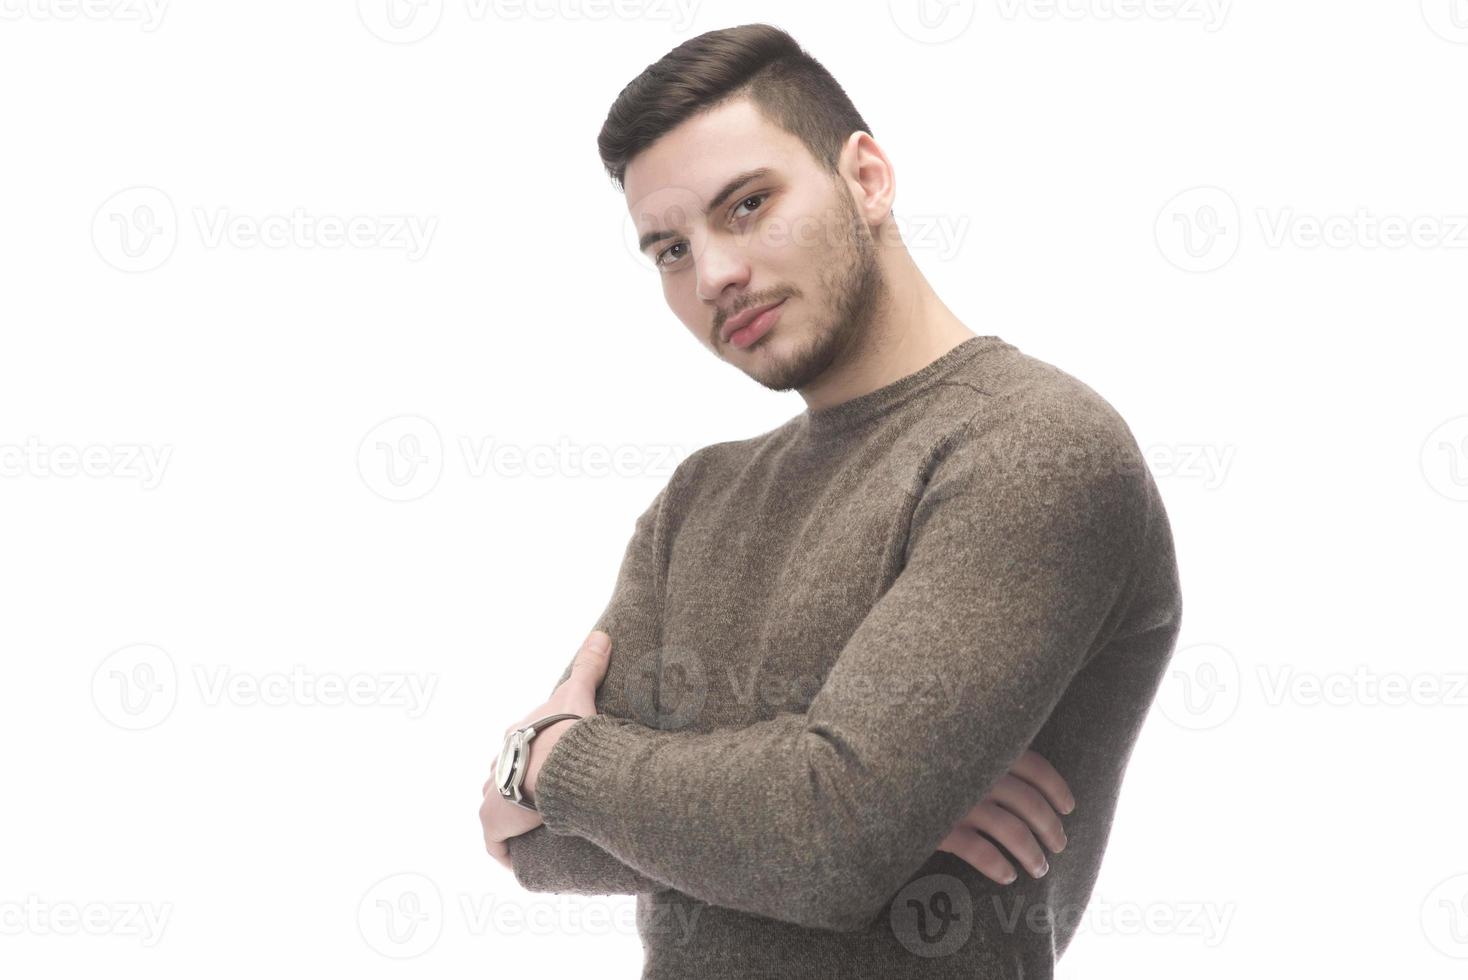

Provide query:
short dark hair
left=596, top=23, right=872, bottom=192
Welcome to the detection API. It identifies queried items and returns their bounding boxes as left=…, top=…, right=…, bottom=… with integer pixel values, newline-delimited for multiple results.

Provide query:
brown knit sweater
left=507, top=335, right=1183, bottom=978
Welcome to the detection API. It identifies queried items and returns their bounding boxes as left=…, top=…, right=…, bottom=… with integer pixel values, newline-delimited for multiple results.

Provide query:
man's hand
left=935, top=748, right=1076, bottom=884
left=481, top=629, right=612, bottom=871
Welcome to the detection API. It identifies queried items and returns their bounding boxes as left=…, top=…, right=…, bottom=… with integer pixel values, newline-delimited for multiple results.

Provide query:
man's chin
left=733, top=331, right=823, bottom=392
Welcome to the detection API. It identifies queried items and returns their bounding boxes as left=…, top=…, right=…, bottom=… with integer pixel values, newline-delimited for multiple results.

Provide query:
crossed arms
left=505, top=409, right=1152, bottom=931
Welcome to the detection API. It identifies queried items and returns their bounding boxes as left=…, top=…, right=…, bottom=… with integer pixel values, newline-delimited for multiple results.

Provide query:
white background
left=2, top=1, right=1466, bottom=976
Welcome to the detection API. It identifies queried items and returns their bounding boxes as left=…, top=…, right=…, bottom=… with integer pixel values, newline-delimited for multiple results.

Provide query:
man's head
left=600, top=24, right=901, bottom=393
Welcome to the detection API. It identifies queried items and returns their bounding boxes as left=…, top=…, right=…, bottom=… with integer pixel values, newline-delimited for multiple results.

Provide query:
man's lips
left=719, top=299, right=786, bottom=343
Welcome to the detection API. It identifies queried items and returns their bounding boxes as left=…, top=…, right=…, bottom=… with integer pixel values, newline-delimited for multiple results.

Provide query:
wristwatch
left=492, top=712, right=583, bottom=811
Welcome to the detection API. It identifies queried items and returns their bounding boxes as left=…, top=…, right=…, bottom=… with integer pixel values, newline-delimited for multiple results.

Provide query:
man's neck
left=798, top=269, right=977, bottom=413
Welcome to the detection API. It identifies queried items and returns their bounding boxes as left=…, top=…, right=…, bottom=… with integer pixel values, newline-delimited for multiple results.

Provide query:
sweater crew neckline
left=799, top=335, right=1007, bottom=437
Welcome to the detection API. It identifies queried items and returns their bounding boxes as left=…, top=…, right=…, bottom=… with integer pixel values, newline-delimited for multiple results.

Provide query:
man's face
left=624, top=97, right=885, bottom=392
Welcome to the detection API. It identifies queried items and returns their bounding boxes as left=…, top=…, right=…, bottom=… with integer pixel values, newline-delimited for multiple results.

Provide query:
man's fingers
left=962, top=800, right=1051, bottom=878
left=1007, top=749, right=1077, bottom=815
left=935, top=826, right=1019, bottom=886
left=982, top=772, right=1068, bottom=855
left=486, top=837, right=511, bottom=872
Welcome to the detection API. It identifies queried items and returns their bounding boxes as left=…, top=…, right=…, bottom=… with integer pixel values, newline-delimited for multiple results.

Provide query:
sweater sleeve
left=530, top=407, right=1156, bottom=931
left=505, top=483, right=677, bottom=896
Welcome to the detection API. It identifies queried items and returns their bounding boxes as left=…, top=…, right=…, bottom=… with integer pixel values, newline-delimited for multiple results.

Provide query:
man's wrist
left=524, top=717, right=580, bottom=802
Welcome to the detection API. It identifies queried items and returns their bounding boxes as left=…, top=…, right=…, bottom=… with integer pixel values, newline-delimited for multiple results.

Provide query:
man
left=480, top=23, right=1182, bottom=979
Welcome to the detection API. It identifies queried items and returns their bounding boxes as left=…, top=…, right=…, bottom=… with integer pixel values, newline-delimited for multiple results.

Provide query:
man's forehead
left=624, top=99, right=796, bottom=215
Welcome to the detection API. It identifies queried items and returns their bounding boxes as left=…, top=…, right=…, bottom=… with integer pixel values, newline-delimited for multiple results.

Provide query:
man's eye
left=732, top=193, right=767, bottom=220
left=655, top=241, right=687, bottom=268
left=652, top=195, right=766, bottom=268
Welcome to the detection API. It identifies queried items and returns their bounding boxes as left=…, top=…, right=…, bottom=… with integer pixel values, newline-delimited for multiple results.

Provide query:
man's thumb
left=571, top=630, right=612, bottom=686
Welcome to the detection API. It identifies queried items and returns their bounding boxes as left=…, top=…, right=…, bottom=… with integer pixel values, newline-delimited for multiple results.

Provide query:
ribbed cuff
left=534, top=713, right=627, bottom=840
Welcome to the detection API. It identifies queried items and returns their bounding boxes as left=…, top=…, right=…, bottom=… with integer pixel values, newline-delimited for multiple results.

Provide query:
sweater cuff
left=534, top=713, right=627, bottom=839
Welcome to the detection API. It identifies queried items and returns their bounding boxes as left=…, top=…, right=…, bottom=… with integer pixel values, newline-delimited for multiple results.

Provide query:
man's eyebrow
left=637, top=167, right=775, bottom=254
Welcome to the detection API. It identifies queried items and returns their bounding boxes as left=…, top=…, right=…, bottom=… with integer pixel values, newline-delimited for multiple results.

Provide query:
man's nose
left=695, top=237, right=751, bottom=304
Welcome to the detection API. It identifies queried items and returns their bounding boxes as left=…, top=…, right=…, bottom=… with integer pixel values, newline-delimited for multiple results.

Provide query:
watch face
left=494, top=732, right=521, bottom=793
